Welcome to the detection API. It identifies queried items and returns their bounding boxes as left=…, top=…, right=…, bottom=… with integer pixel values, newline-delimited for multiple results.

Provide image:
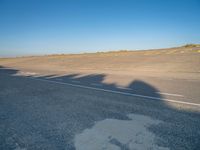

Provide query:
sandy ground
left=0, top=46, right=200, bottom=80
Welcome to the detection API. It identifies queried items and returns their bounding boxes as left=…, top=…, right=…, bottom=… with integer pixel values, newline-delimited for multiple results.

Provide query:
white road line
left=20, top=71, right=37, bottom=76
left=28, top=77, right=200, bottom=107
left=90, top=83, right=102, bottom=86
left=157, top=92, right=184, bottom=97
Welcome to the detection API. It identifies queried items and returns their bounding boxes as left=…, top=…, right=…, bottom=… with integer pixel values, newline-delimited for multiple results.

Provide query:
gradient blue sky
left=0, top=0, right=200, bottom=57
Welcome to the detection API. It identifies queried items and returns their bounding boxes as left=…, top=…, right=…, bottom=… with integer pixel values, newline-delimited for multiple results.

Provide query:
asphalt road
left=0, top=68, right=200, bottom=150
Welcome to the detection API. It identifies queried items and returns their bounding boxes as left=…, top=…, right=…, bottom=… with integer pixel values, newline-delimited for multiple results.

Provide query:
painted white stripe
left=157, top=92, right=184, bottom=97
left=21, top=71, right=37, bottom=75
left=91, top=83, right=102, bottom=86
left=27, top=77, right=200, bottom=107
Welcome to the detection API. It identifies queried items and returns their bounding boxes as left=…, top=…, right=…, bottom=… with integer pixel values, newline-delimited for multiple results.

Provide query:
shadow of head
left=128, top=80, right=161, bottom=98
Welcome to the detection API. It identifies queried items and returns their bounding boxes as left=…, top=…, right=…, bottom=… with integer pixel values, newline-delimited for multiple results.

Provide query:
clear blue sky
left=0, top=0, right=200, bottom=57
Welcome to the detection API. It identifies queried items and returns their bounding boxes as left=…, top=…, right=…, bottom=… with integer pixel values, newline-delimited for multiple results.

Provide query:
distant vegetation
left=183, top=44, right=200, bottom=48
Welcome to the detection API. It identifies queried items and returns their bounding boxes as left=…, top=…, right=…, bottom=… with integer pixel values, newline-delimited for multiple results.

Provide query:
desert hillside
left=0, top=45, right=200, bottom=79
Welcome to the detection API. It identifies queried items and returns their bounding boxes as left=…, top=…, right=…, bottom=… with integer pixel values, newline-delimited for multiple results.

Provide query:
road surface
left=0, top=67, right=200, bottom=150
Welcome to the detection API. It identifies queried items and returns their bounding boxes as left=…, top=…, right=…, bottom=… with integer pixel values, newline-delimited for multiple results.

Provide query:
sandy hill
left=0, top=45, right=200, bottom=79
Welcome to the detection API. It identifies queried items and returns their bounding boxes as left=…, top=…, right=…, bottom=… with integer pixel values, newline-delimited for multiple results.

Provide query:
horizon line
left=1, top=43, right=199, bottom=59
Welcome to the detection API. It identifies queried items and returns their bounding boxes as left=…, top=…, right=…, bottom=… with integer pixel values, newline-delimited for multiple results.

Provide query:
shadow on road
left=0, top=66, right=199, bottom=150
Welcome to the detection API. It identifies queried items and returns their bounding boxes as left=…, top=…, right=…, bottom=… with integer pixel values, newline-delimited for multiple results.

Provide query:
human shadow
left=0, top=65, right=199, bottom=150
